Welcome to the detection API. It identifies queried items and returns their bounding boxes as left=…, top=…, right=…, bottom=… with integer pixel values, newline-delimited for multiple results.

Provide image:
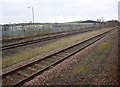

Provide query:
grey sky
left=118, top=1, right=120, bottom=22
left=0, top=0, right=119, bottom=24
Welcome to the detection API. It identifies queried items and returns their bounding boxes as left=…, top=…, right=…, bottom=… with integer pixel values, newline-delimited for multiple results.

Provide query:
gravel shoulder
left=23, top=29, right=118, bottom=86
left=2, top=28, right=112, bottom=69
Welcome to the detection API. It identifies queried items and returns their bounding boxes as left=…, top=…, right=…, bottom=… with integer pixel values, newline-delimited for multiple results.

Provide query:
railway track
left=1, top=28, right=96, bottom=51
left=1, top=28, right=116, bottom=87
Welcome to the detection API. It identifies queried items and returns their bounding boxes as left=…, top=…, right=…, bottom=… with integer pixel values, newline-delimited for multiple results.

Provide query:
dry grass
left=111, top=34, right=117, bottom=39
left=98, top=42, right=110, bottom=51
left=71, top=66, right=89, bottom=75
left=2, top=28, right=112, bottom=68
left=3, top=34, right=38, bottom=41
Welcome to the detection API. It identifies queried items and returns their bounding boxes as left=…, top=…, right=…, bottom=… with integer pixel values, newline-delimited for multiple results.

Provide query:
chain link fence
left=1, top=23, right=106, bottom=39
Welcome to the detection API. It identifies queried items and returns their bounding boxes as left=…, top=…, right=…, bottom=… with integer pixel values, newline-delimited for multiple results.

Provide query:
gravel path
left=23, top=29, right=118, bottom=86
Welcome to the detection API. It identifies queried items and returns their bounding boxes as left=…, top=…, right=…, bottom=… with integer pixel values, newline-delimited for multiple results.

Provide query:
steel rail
left=1, top=29, right=94, bottom=51
left=1, top=28, right=116, bottom=87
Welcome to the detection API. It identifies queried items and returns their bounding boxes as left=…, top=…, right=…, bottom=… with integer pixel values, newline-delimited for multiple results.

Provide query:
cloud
left=0, top=0, right=119, bottom=24
left=118, top=1, right=120, bottom=22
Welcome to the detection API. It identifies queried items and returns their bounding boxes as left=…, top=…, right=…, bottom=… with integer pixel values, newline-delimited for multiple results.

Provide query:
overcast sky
left=0, top=0, right=119, bottom=24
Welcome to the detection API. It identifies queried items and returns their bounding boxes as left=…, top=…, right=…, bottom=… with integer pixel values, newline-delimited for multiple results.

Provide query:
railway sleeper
left=27, top=67, right=38, bottom=72
left=52, top=56, right=63, bottom=59
left=63, top=50, right=75, bottom=53
left=34, top=64, right=46, bottom=68
left=45, top=57, right=58, bottom=62
left=4, top=75, right=20, bottom=83
left=66, top=49, right=77, bottom=53
left=76, top=45, right=83, bottom=48
left=44, top=59, right=54, bottom=64
left=2, top=28, right=114, bottom=86
left=2, top=78, right=13, bottom=85
left=17, top=71, right=31, bottom=77
left=61, top=52, right=70, bottom=55
left=12, top=73, right=25, bottom=80
left=55, top=53, right=66, bottom=57
left=53, top=56, right=62, bottom=59
left=41, top=61, right=51, bottom=65
left=72, top=46, right=80, bottom=49
left=65, top=49, right=75, bottom=53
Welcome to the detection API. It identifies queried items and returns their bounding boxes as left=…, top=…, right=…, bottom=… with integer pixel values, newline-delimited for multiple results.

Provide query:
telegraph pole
left=28, top=7, right=35, bottom=23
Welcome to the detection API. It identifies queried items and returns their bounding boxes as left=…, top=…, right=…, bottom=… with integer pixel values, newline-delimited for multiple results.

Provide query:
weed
left=111, top=34, right=117, bottom=39
left=86, top=55, right=99, bottom=60
left=49, top=66, right=54, bottom=70
left=2, top=28, right=112, bottom=68
left=98, top=42, right=110, bottom=51
left=71, top=66, right=88, bottom=75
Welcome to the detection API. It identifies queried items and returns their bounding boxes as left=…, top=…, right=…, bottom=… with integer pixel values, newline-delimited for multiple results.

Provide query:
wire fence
left=1, top=23, right=106, bottom=39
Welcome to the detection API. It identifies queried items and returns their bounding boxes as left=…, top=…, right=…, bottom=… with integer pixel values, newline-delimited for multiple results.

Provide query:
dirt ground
left=24, top=29, right=119, bottom=86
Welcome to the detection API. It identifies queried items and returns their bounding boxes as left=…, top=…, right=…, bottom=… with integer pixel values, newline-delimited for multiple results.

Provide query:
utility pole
left=28, top=7, right=35, bottom=23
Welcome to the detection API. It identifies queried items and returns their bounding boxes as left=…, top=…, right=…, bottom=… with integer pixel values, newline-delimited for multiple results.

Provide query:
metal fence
left=1, top=23, right=105, bottom=38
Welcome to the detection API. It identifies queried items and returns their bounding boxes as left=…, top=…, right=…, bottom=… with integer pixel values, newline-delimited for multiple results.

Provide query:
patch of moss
left=49, top=66, right=54, bottom=70
left=71, top=66, right=89, bottom=75
left=86, top=55, right=99, bottom=60
left=111, top=34, right=117, bottom=39
left=98, top=42, right=110, bottom=51
left=2, top=28, right=112, bottom=68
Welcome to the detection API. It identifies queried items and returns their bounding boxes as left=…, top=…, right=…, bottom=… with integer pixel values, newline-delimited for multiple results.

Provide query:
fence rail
left=1, top=23, right=106, bottom=38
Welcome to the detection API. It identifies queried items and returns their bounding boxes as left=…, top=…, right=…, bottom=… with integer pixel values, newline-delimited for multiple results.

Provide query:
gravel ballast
left=23, top=29, right=118, bottom=86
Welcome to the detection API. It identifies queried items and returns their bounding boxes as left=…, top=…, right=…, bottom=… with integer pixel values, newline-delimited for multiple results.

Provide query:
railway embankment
left=23, top=28, right=118, bottom=85
left=2, top=28, right=112, bottom=69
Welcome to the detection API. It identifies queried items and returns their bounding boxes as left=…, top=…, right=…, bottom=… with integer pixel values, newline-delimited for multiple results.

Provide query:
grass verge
left=2, top=28, right=112, bottom=68
left=98, top=42, right=110, bottom=51
left=111, top=34, right=117, bottom=39
left=71, top=66, right=89, bottom=75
